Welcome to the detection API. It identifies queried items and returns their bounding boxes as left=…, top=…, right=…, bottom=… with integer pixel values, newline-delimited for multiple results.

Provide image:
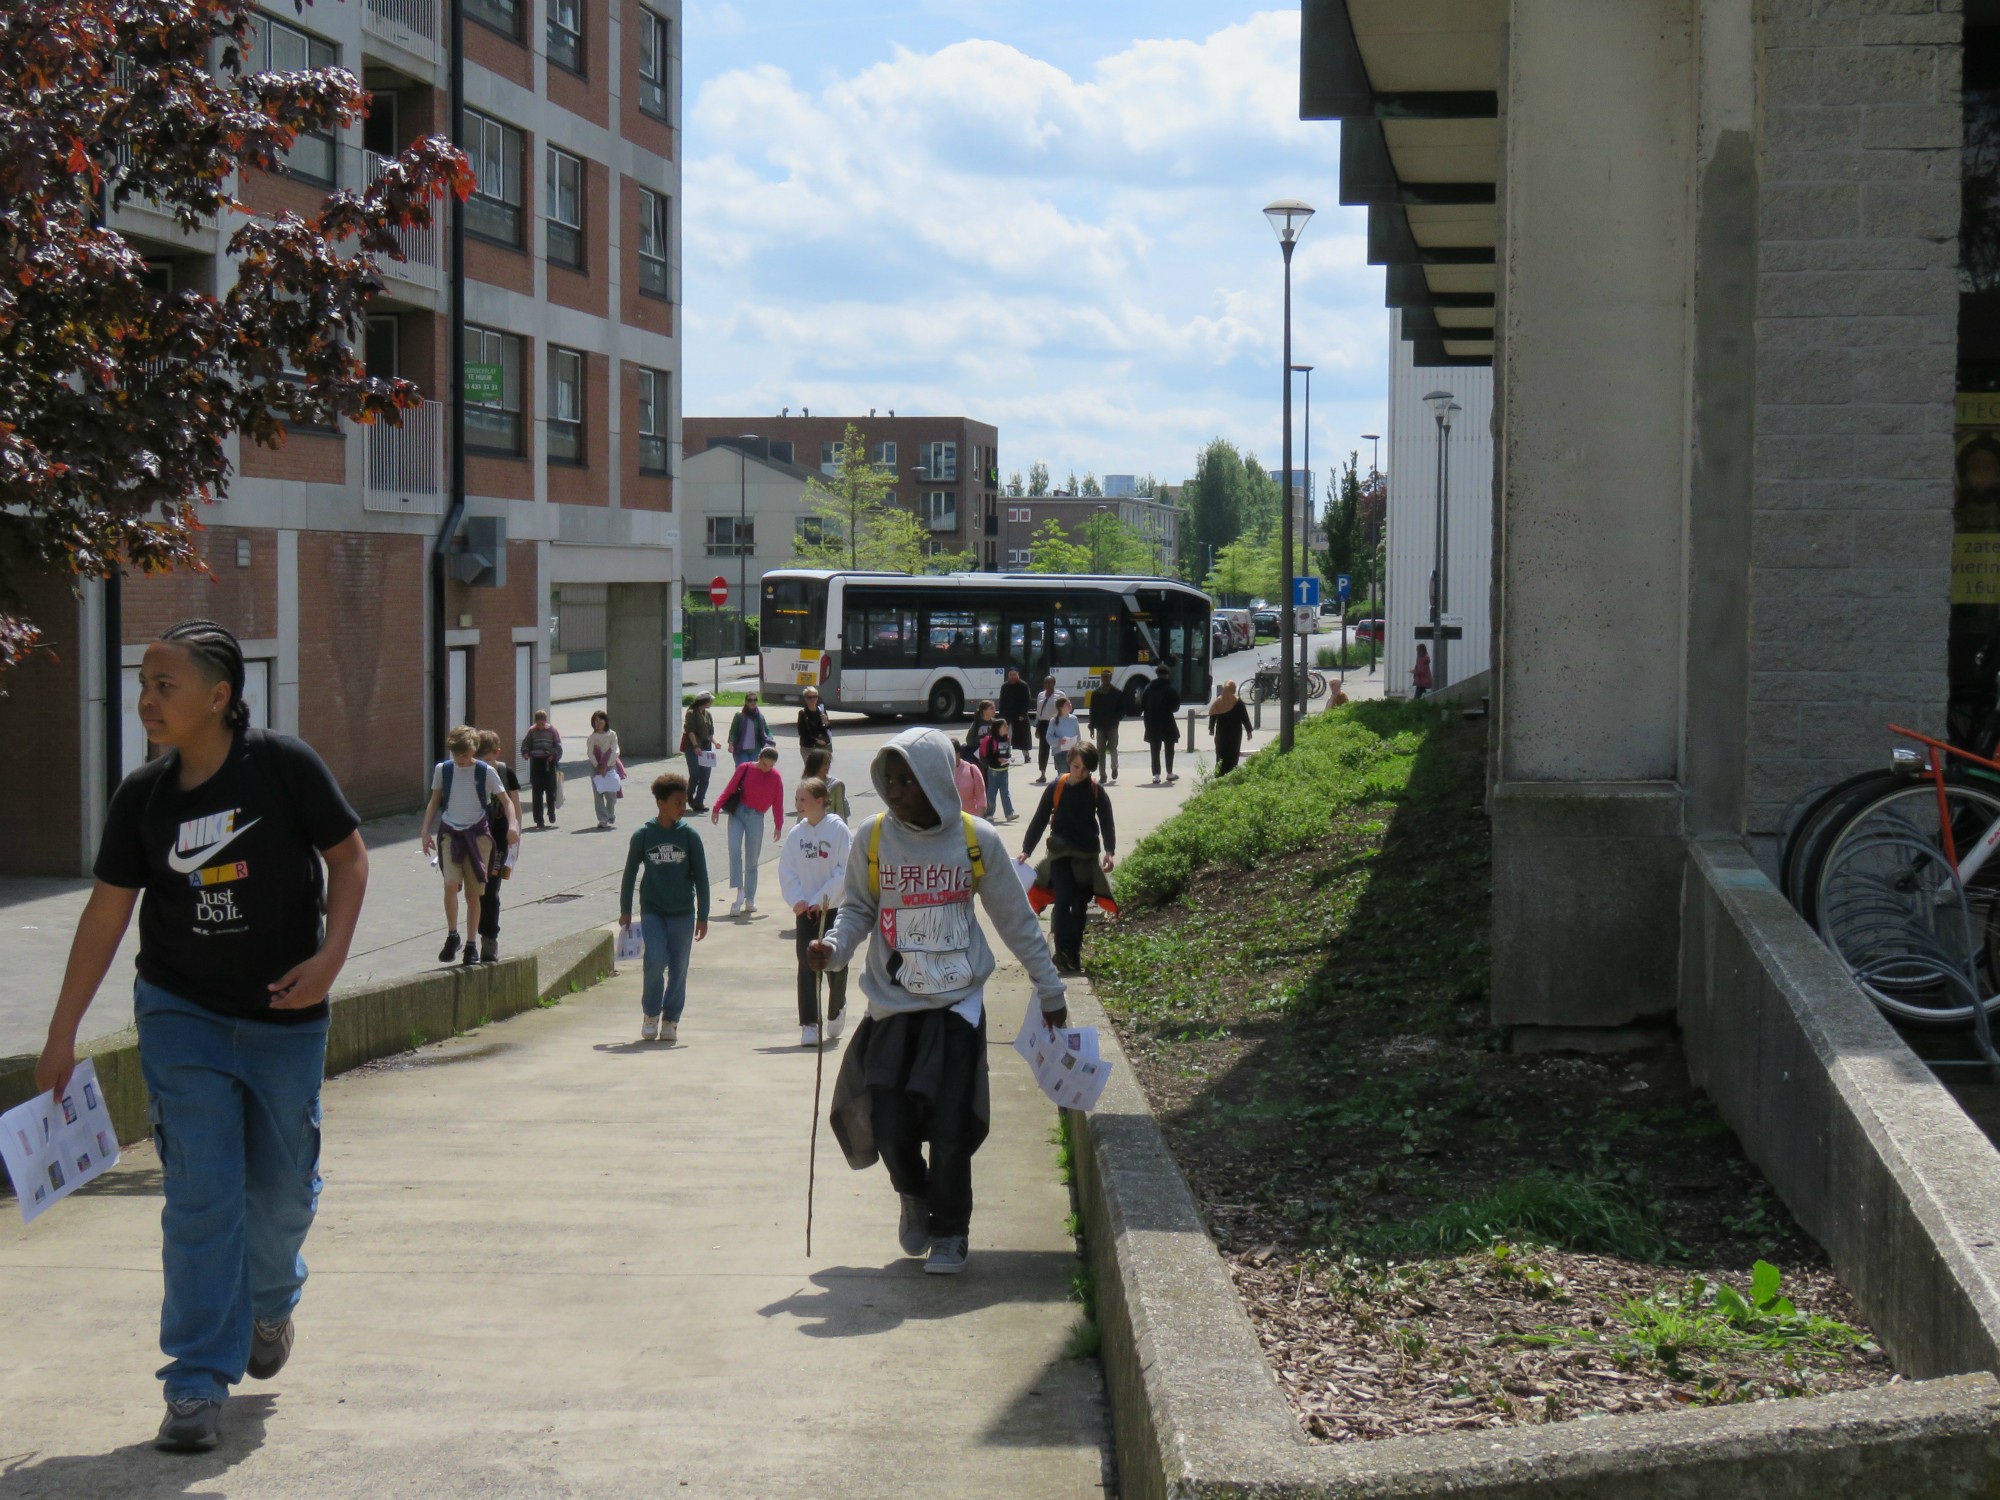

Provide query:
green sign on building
left=464, top=362, right=504, bottom=403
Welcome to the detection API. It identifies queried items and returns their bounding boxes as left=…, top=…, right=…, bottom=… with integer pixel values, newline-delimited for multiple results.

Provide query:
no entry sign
left=709, top=576, right=729, bottom=607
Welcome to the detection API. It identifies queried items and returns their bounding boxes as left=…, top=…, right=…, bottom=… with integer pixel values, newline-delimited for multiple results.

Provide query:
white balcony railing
left=364, top=399, right=444, bottom=515
left=361, top=149, right=445, bottom=293
left=361, top=0, right=440, bottom=59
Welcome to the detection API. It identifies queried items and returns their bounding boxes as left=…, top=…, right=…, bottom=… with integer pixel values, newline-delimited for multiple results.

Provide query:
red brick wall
left=548, top=156, right=609, bottom=317
left=466, top=5, right=532, bottom=88
left=240, top=430, right=348, bottom=484
left=620, top=0, right=675, bottom=160
left=468, top=218, right=534, bottom=295
left=621, top=361, right=672, bottom=512
left=620, top=175, right=674, bottom=336
left=547, top=0, right=609, bottom=126
left=241, top=168, right=329, bottom=220
left=403, top=310, right=446, bottom=399
left=121, top=527, right=278, bottom=644
left=296, top=531, right=427, bottom=816
left=444, top=539, right=540, bottom=740
left=0, top=568, right=85, bottom=874
left=548, top=352, right=609, bottom=507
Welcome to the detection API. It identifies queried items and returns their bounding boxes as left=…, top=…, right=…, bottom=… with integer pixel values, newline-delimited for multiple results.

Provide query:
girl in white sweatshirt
left=779, top=778, right=851, bottom=1047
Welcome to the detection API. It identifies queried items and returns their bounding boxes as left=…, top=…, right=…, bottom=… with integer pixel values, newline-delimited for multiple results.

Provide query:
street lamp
left=1421, top=393, right=1459, bottom=691
left=1265, top=198, right=1313, bottom=752
left=1291, top=362, right=1313, bottom=713
left=1361, top=433, right=1380, bottom=476
left=738, top=432, right=761, bottom=664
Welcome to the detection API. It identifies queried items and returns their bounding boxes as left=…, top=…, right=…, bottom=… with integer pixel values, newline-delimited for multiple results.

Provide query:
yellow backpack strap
left=869, top=816, right=884, bottom=897
left=961, top=812, right=985, bottom=881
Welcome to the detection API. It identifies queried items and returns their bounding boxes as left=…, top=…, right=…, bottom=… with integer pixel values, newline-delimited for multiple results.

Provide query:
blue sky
left=681, top=2, right=1388, bottom=489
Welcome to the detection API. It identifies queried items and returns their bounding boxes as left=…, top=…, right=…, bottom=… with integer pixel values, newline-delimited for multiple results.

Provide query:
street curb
left=0, top=926, right=615, bottom=1196
left=1061, top=977, right=2000, bottom=1499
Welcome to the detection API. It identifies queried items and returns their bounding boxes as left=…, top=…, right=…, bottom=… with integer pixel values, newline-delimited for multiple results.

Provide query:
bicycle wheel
left=1782, top=769, right=1903, bottom=917
left=1307, top=671, right=1327, bottom=700
left=1810, top=777, right=2000, bottom=1027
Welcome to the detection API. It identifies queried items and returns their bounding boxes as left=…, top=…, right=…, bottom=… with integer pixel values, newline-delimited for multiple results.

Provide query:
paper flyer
left=1013, top=1017, right=1113, bottom=1112
left=0, top=1059, right=121, bottom=1224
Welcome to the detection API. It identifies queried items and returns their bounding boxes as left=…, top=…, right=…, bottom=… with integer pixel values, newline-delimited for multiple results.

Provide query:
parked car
left=1350, top=617, right=1385, bottom=644
left=1319, top=601, right=1341, bottom=617
left=1213, top=609, right=1253, bottom=653
left=1251, top=609, right=1283, bottom=637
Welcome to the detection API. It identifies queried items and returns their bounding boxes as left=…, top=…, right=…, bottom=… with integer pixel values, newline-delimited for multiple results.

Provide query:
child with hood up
left=808, top=727, right=1068, bottom=1276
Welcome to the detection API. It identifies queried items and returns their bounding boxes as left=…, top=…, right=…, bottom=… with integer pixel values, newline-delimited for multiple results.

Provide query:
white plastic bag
left=615, top=923, right=644, bottom=963
left=1013, top=856, right=1038, bottom=896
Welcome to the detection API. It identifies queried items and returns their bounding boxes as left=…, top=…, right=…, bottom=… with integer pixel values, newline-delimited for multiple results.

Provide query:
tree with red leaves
left=0, top=0, right=472, bottom=671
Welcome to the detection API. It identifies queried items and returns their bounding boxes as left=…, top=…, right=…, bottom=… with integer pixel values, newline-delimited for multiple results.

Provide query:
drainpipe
left=431, top=0, right=467, bottom=752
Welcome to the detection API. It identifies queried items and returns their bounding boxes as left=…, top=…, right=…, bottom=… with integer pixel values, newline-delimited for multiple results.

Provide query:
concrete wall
left=1491, top=0, right=1697, bottom=1025
left=607, top=582, right=674, bottom=757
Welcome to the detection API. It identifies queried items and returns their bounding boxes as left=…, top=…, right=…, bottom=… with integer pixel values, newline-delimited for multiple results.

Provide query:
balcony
left=361, top=149, right=445, bottom=294
left=361, top=0, right=441, bottom=68
left=364, top=400, right=444, bottom=515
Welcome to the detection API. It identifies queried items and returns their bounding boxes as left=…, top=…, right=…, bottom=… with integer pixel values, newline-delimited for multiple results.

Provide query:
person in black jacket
left=796, top=686, right=833, bottom=767
left=997, top=668, right=1032, bottom=767
left=1086, top=671, right=1123, bottom=786
left=1207, top=680, right=1253, bottom=774
left=1020, top=743, right=1116, bottom=973
left=1141, top=664, right=1183, bottom=784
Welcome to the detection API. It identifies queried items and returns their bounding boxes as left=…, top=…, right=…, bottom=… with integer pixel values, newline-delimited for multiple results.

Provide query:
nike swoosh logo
left=167, top=818, right=262, bottom=874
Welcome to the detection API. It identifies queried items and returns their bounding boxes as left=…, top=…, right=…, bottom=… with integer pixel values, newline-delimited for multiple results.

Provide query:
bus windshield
left=760, top=576, right=827, bottom=650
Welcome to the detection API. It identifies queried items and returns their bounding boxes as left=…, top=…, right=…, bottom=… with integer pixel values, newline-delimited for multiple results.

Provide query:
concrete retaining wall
left=1064, top=976, right=2000, bottom=1497
left=0, top=927, right=615, bottom=1194
left=1681, top=837, right=2000, bottom=1378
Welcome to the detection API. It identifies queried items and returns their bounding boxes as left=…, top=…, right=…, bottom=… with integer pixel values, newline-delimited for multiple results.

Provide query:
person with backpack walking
left=682, top=692, right=718, bottom=812
left=472, top=730, right=523, bottom=963
left=619, top=771, right=710, bottom=1044
left=420, top=726, right=519, bottom=964
left=1207, top=680, right=1254, bottom=775
left=1086, top=671, right=1123, bottom=785
left=712, top=744, right=786, bottom=916
left=953, top=741, right=988, bottom=815
left=586, top=711, right=624, bottom=830
left=997, top=668, right=1032, bottom=766
left=518, top=710, right=563, bottom=828
left=796, top=686, right=834, bottom=768
left=34, top=620, right=369, bottom=1453
left=1020, top=743, right=1117, bottom=974
left=1141, top=663, right=1183, bottom=784
left=727, top=692, right=775, bottom=768
left=779, top=777, right=851, bottom=1047
left=1033, top=675, right=1062, bottom=782
left=806, top=729, right=1068, bottom=1275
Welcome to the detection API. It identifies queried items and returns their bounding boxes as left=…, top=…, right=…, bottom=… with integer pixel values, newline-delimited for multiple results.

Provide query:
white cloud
left=684, top=10, right=1387, bottom=485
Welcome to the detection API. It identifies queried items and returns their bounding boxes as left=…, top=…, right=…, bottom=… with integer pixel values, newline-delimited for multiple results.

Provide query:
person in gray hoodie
left=807, top=726, right=1067, bottom=1275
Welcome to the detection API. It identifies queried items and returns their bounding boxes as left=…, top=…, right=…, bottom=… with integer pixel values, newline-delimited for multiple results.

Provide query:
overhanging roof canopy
left=1301, top=0, right=1500, bottom=366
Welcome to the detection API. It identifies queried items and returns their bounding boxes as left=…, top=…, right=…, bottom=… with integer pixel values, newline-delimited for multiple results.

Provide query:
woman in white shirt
left=586, top=711, right=623, bottom=830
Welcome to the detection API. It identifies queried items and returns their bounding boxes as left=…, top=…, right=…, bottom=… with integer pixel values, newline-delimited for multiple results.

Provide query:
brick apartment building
left=0, top=0, right=683, bottom=877
left=683, top=414, right=1002, bottom=570
left=997, top=493, right=1184, bottom=574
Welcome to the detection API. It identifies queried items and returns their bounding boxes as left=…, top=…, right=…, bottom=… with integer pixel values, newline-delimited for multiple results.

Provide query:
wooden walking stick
left=806, top=900, right=830, bottom=1258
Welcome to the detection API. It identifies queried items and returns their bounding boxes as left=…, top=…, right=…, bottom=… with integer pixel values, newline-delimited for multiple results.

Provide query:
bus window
left=1053, top=606, right=1112, bottom=666
left=1006, top=616, right=1048, bottom=677
left=923, top=608, right=977, bottom=664
left=761, top=576, right=827, bottom=648
left=846, top=606, right=917, bottom=666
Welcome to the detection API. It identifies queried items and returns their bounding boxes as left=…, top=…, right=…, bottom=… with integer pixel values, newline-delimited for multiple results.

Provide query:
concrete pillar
left=1491, top=0, right=1696, bottom=1026
left=606, top=582, right=672, bottom=759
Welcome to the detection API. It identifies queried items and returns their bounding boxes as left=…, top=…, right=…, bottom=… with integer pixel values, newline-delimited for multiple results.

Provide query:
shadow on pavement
left=757, top=1251, right=1078, bottom=1338
left=0, top=1393, right=275, bottom=1500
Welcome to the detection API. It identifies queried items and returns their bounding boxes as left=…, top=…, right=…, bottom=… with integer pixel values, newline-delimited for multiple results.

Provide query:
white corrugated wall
left=1384, top=311, right=1494, bottom=698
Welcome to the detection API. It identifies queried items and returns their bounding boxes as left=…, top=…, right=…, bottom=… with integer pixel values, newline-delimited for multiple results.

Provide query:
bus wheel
left=926, top=680, right=964, bottom=723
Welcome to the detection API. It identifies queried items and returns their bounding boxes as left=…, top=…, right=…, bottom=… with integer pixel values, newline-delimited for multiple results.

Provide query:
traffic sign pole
left=709, top=577, right=729, bottom=695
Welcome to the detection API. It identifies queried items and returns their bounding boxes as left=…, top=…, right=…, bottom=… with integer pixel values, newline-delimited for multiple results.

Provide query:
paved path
left=0, top=750, right=1209, bottom=1497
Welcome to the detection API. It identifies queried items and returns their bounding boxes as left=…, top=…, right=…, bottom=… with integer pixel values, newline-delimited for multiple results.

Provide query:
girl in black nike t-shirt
left=34, top=619, right=369, bottom=1454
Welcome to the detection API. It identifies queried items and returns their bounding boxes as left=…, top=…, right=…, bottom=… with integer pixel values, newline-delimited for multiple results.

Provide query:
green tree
left=1079, top=472, right=1102, bottom=497
left=1079, top=511, right=1152, bottom=574
left=1064, top=470, right=1079, bottom=495
left=1203, top=533, right=1280, bottom=602
left=876, top=506, right=973, bottom=576
left=1184, top=438, right=1251, bottom=573
left=792, top=422, right=900, bottom=571
left=1006, top=471, right=1024, bottom=496
left=1027, top=461, right=1050, bottom=497
left=0, top=0, right=471, bottom=667
left=1025, top=518, right=1091, bottom=574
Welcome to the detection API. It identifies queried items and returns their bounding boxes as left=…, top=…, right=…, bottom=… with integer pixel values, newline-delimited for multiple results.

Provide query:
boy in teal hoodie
left=620, top=771, right=710, bottom=1043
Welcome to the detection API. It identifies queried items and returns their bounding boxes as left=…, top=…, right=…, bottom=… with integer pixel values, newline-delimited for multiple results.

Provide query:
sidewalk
left=0, top=748, right=1204, bottom=1496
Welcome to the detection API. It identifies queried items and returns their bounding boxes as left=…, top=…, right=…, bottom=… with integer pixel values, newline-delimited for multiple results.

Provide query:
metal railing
left=364, top=399, right=444, bottom=515
left=362, top=0, right=440, bottom=54
left=360, top=149, right=444, bottom=291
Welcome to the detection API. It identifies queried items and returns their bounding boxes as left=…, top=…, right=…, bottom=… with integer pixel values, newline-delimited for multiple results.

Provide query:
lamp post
left=1291, top=361, right=1313, bottom=713
left=1421, top=393, right=1459, bottom=691
left=738, top=432, right=761, bottom=664
left=1265, top=198, right=1313, bottom=752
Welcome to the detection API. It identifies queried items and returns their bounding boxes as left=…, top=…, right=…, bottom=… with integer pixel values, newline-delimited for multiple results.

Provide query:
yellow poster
left=1954, top=534, right=2000, bottom=604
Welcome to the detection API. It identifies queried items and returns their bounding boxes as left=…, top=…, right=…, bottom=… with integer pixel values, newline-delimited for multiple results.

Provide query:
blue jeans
left=685, top=751, right=713, bottom=807
left=728, top=807, right=767, bottom=899
left=135, top=979, right=329, bottom=1405
left=640, top=910, right=697, bottom=1021
left=985, top=767, right=1014, bottom=817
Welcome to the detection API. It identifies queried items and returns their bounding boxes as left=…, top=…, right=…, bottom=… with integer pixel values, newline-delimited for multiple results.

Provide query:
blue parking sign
left=1336, top=574, right=1352, bottom=600
left=1293, top=576, right=1321, bottom=609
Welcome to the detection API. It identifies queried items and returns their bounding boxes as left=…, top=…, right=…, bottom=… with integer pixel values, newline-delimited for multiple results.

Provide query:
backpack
left=866, top=812, right=986, bottom=897
left=440, top=759, right=492, bottom=812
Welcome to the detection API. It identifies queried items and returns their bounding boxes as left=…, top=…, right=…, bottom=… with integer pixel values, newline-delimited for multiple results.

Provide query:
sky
left=680, top=1, right=1389, bottom=491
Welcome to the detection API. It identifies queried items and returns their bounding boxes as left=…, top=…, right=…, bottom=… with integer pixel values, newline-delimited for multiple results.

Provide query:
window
left=706, top=516, right=754, bottom=556
left=638, top=9, right=670, bottom=120
left=463, top=325, right=523, bottom=454
left=1007, top=548, right=1028, bottom=568
left=637, top=188, right=670, bottom=297
left=636, top=369, right=668, bottom=473
left=923, top=491, right=956, bottom=532
left=870, top=439, right=896, bottom=471
left=548, top=347, right=584, bottom=464
left=547, top=0, right=583, bottom=73
left=545, top=148, right=583, bottom=268
left=820, top=440, right=840, bottom=470
left=767, top=439, right=794, bottom=465
left=921, top=440, right=957, bottom=480
left=464, top=0, right=519, bottom=38
left=919, top=606, right=1002, bottom=665
left=251, top=15, right=337, bottom=184
left=465, top=112, right=524, bottom=245
left=795, top=516, right=835, bottom=548
left=844, top=603, right=917, bottom=666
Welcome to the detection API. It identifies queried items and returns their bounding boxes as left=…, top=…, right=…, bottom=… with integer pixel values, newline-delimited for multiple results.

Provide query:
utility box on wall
left=451, top=517, right=508, bottom=588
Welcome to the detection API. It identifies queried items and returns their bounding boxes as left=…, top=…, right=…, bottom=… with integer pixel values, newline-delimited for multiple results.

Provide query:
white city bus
left=759, top=569, right=1213, bottom=721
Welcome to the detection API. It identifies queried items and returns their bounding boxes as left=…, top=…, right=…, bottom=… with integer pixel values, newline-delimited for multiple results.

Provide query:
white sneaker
left=826, top=1011, right=846, bottom=1041
left=742, top=900, right=756, bottom=915
left=641, top=1016, right=659, bottom=1042
left=730, top=895, right=745, bottom=915
left=801, top=1024, right=820, bottom=1047
left=660, top=1021, right=678, bottom=1045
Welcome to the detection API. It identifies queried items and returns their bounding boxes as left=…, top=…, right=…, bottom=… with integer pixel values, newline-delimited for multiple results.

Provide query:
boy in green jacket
left=619, top=771, right=711, bottom=1043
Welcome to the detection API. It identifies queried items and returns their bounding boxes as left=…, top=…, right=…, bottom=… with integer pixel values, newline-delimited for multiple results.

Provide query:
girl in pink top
left=953, top=744, right=988, bottom=814
left=712, top=746, right=786, bottom=915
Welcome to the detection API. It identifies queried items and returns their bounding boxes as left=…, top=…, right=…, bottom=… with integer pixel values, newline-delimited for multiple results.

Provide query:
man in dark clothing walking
left=1141, top=664, right=1183, bottom=784
left=1085, top=671, right=1122, bottom=785
left=998, top=668, right=1032, bottom=768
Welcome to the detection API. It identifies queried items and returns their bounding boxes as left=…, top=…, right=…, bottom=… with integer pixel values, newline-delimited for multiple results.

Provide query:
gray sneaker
left=248, top=1316, right=293, bottom=1380
left=156, top=1396, right=221, bottom=1452
left=898, top=1193, right=930, bottom=1257
left=925, top=1235, right=969, bottom=1275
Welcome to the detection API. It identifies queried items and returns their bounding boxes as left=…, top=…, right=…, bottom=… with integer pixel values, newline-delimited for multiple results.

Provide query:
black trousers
left=1049, top=855, right=1091, bottom=958
left=685, top=751, right=712, bottom=808
left=1036, top=720, right=1053, bottom=775
left=871, top=1012, right=982, bottom=1237
left=1150, top=739, right=1176, bottom=777
left=1010, top=716, right=1031, bottom=763
left=479, top=869, right=503, bottom=941
left=528, top=759, right=558, bottom=824
left=794, top=911, right=848, bottom=1026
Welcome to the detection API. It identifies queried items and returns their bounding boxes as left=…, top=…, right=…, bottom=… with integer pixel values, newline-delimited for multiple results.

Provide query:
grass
left=1363, top=1175, right=1669, bottom=1262
left=1316, top=642, right=1380, bottom=671
left=683, top=689, right=749, bottom=707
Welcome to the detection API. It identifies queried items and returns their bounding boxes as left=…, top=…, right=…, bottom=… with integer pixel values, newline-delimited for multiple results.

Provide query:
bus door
left=1051, top=599, right=1115, bottom=703
left=843, top=596, right=918, bottom=707
left=1006, top=613, right=1048, bottom=686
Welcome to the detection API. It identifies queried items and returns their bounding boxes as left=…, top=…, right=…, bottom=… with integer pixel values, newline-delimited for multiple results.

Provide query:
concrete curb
left=0, top=926, right=616, bottom=1195
left=1061, top=977, right=2000, bottom=1498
